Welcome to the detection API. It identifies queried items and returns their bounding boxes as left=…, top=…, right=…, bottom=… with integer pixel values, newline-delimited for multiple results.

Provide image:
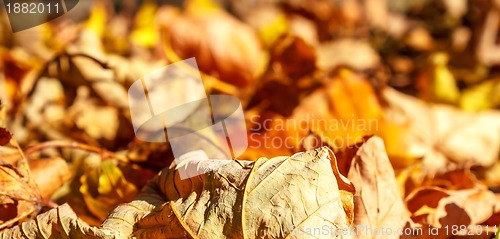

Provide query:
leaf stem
left=24, top=140, right=129, bottom=163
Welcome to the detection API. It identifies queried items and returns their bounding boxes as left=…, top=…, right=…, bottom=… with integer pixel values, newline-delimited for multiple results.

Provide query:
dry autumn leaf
left=1, top=147, right=356, bottom=239
left=316, top=39, right=380, bottom=71
left=80, top=159, right=138, bottom=221
left=2, top=0, right=500, bottom=238
left=405, top=186, right=495, bottom=239
left=0, top=139, right=42, bottom=231
left=0, top=203, right=109, bottom=238
left=0, top=128, right=11, bottom=146
left=382, top=87, right=500, bottom=171
left=289, top=69, right=382, bottom=153
left=286, top=70, right=415, bottom=169
left=345, top=136, right=411, bottom=239
left=159, top=4, right=266, bottom=87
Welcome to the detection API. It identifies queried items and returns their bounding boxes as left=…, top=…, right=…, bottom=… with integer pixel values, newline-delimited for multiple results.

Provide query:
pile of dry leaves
left=1, top=0, right=500, bottom=238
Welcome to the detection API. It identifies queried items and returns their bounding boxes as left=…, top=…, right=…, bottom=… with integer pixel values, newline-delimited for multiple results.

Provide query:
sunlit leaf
left=80, top=160, right=138, bottom=220
left=84, top=3, right=107, bottom=37
left=130, top=2, right=159, bottom=48
left=460, top=79, right=500, bottom=111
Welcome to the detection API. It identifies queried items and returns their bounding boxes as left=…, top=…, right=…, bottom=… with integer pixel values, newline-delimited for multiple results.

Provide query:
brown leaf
left=0, top=139, right=41, bottom=230
left=1, top=148, right=355, bottom=238
left=0, top=203, right=108, bottom=238
left=0, top=128, right=11, bottom=146
left=399, top=166, right=482, bottom=199
left=80, top=159, right=138, bottom=221
left=161, top=7, right=266, bottom=87
left=405, top=186, right=496, bottom=238
left=382, top=87, right=500, bottom=172
left=346, top=136, right=410, bottom=239
left=243, top=148, right=354, bottom=238
left=270, top=35, right=316, bottom=79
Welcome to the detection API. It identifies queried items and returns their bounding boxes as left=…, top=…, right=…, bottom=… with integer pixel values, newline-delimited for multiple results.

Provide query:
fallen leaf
left=241, top=114, right=296, bottom=160
left=73, top=105, right=120, bottom=141
left=2, top=147, right=356, bottom=238
left=84, top=2, right=107, bottom=39
left=0, top=138, right=41, bottom=230
left=242, top=147, right=354, bottom=238
left=29, top=158, right=72, bottom=199
left=80, top=159, right=138, bottom=220
left=161, top=6, right=266, bottom=86
left=346, top=136, right=410, bottom=239
left=289, top=70, right=393, bottom=157
left=477, top=9, right=500, bottom=65
left=0, top=128, right=11, bottom=146
left=416, top=52, right=472, bottom=105
left=405, top=186, right=495, bottom=238
left=0, top=203, right=109, bottom=238
left=130, top=2, right=159, bottom=48
left=460, top=79, right=500, bottom=111
left=270, top=35, right=316, bottom=79
left=382, top=87, right=500, bottom=171
left=253, top=8, right=289, bottom=47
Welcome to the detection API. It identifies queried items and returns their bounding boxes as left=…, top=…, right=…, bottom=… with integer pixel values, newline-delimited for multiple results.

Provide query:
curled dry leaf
left=346, top=136, right=411, bottom=239
left=0, top=147, right=356, bottom=239
left=405, top=186, right=496, bottom=239
left=0, top=203, right=109, bottom=239
left=0, top=128, right=11, bottom=146
left=396, top=158, right=484, bottom=199
left=477, top=9, right=500, bottom=65
left=128, top=147, right=355, bottom=239
left=80, top=160, right=138, bottom=221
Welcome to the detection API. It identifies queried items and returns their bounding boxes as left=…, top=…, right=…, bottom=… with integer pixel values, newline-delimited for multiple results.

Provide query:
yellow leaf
left=431, top=53, right=461, bottom=104
left=460, top=79, right=500, bottom=111
left=97, top=161, right=136, bottom=197
left=382, top=87, right=500, bottom=171
left=85, top=3, right=107, bottom=37
left=186, top=0, right=221, bottom=15
left=130, top=2, right=159, bottom=48
left=259, top=14, right=288, bottom=47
